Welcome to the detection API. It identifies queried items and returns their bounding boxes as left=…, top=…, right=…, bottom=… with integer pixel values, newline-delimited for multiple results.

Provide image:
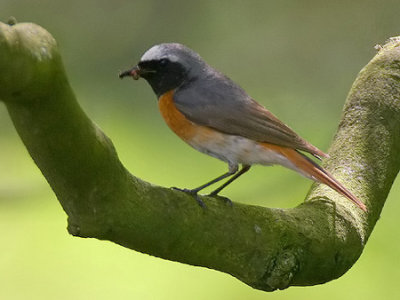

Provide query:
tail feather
left=304, top=142, right=330, bottom=160
left=282, top=149, right=367, bottom=212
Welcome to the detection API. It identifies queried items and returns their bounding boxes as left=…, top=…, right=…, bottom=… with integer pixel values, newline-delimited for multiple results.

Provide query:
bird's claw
left=207, top=193, right=233, bottom=206
left=172, top=187, right=206, bottom=208
left=172, top=187, right=233, bottom=207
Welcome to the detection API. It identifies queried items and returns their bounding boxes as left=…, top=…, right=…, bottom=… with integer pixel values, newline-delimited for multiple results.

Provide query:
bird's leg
left=172, top=164, right=239, bottom=207
left=208, top=165, right=251, bottom=203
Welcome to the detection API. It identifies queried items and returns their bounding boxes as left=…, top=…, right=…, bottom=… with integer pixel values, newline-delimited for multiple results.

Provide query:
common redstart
left=119, top=43, right=367, bottom=211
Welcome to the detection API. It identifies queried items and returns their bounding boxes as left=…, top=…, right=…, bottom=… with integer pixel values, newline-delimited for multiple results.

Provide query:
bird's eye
left=159, top=58, right=169, bottom=66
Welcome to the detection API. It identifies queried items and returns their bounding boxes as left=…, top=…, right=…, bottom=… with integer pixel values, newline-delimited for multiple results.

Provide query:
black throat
left=139, top=61, right=188, bottom=98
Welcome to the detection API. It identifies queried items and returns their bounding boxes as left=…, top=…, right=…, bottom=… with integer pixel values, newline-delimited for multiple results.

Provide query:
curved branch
left=1, top=21, right=399, bottom=291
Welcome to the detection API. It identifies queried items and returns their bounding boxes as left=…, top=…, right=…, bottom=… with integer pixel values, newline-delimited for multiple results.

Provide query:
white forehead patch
left=141, top=45, right=163, bottom=61
left=140, top=44, right=180, bottom=62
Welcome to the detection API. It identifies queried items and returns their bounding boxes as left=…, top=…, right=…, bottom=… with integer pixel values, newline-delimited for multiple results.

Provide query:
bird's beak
left=119, top=65, right=141, bottom=80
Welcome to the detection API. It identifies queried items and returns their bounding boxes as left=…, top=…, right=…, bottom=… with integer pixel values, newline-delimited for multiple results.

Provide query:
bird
left=119, top=43, right=367, bottom=212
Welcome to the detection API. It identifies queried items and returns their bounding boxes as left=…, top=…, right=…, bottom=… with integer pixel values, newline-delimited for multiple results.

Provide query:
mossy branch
left=1, top=21, right=399, bottom=291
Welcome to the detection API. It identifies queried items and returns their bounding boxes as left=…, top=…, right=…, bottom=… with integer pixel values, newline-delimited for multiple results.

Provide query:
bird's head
left=119, top=43, right=206, bottom=97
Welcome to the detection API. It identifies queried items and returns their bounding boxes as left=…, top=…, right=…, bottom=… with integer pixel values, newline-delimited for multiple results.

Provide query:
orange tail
left=281, top=148, right=367, bottom=212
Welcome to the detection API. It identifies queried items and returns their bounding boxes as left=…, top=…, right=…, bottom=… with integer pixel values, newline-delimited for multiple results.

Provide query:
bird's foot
left=172, top=187, right=206, bottom=208
left=207, top=192, right=233, bottom=206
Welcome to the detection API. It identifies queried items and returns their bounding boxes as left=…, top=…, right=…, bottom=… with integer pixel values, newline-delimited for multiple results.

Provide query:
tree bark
left=1, top=21, right=399, bottom=291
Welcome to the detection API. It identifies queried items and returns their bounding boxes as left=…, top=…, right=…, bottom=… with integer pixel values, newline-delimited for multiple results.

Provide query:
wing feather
left=173, top=72, right=327, bottom=158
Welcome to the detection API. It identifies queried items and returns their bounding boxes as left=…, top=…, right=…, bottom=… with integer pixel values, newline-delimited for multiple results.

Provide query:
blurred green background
left=1, top=0, right=399, bottom=299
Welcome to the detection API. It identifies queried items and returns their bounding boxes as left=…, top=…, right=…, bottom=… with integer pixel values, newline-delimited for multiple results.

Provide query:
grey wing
left=174, top=73, right=327, bottom=159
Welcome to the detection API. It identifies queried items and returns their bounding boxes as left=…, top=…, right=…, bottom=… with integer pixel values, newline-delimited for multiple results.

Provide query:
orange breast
left=158, top=90, right=234, bottom=160
left=158, top=90, right=202, bottom=142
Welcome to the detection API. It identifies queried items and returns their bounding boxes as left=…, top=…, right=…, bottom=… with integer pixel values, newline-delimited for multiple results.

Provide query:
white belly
left=188, top=131, right=298, bottom=171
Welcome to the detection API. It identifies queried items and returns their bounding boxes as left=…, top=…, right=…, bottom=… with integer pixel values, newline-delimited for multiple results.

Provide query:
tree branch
left=1, top=21, right=399, bottom=291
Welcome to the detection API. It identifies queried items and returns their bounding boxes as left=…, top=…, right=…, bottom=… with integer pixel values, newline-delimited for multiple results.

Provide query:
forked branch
left=1, top=21, right=399, bottom=291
